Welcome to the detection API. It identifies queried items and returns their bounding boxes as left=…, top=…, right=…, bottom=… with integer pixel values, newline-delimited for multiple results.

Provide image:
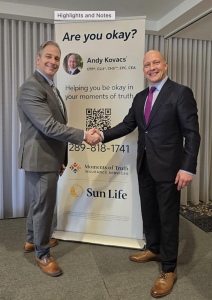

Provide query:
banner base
left=53, top=230, right=145, bottom=249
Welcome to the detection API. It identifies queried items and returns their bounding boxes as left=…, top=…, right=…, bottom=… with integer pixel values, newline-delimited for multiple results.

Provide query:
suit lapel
left=56, top=88, right=68, bottom=122
left=34, top=71, right=67, bottom=122
left=146, top=79, right=172, bottom=127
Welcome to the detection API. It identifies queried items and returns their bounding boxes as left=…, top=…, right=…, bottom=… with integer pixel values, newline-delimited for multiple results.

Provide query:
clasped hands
left=85, top=129, right=102, bottom=146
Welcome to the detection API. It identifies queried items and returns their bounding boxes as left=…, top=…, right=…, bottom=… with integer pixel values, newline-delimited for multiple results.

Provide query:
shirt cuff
left=180, top=169, right=193, bottom=175
left=100, top=131, right=104, bottom=141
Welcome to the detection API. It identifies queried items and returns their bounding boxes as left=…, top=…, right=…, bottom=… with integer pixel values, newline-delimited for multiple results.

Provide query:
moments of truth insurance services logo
left=70, top=162, right=81, bottom=173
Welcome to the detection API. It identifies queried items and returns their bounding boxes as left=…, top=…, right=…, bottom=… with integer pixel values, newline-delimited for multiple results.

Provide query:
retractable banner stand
left=54, top=18, right=145, bottom=249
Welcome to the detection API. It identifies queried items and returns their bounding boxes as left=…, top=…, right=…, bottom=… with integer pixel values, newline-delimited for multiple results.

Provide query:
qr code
left=86, top=108, right=111, bottom=131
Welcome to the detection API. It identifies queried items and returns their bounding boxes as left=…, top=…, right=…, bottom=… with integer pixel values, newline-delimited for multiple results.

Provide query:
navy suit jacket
left=68, top=68, right=80, bottom=75
left=103, top=79, right=200, bottom=181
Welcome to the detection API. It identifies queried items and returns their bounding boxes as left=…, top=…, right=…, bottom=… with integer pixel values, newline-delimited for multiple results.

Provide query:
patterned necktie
left=144, top=86, right=156, bottom=124
left=52, top=83, right=64, bottom=115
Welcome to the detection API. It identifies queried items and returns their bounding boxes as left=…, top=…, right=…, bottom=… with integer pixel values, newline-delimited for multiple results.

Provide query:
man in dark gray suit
left=92, top=50, right=200, bottom=297
left=17, top=40, right=100, bottom=277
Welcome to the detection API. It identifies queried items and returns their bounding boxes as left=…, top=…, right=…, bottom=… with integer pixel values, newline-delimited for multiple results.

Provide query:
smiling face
left=143, top=50, right=168, bottom=86
left=68, top=54, right=78, bottom=70
left=36, top=45, right=60, bottom=80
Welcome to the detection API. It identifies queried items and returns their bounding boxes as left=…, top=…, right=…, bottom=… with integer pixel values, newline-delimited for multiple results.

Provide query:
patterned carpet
left=180, top=201, right=212, bottom=232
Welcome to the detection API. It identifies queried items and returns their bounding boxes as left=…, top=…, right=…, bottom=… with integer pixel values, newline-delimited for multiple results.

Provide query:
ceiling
left=0, top=0, right=212, bottom=40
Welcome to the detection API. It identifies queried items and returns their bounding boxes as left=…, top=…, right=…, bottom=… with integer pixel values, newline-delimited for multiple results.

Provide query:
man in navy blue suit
left=93, top=50, right=200, bottom=298
left=67, top=54, right=81, bottom=75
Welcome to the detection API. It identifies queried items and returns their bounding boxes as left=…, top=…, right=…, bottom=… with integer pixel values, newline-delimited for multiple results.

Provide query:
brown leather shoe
left=129, top=250, right=161, bottom=263
left=23, top=238, right=58, bottom=253
left=151, top=269, right=177, bottom=298
left=35, top=255, right=63, bottom=277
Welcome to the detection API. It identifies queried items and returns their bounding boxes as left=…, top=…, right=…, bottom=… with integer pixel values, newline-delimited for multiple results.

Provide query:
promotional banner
left=54, top=18, right=145, bottom=248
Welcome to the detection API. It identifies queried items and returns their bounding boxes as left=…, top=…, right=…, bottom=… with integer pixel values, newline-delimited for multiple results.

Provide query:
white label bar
left=54, top=11, right=115, bottom=21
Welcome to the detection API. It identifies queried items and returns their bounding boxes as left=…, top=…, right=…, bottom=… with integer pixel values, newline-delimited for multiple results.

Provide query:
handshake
left=84, top=129, right=102, bottom=146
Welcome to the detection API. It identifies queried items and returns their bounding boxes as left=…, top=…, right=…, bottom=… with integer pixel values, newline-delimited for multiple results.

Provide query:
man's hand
left=59, top=164, right=66, bottom=176
left=90, top=128, right=101, bottom=137
left=175, top=171, right=193, bottom=191
left=85, top=129, right=102, bottom=145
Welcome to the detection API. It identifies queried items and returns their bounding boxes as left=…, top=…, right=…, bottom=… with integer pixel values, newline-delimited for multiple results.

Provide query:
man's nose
left=49, top=57, right=57, bottom=64
left=150, top=63, right=156, bottom=69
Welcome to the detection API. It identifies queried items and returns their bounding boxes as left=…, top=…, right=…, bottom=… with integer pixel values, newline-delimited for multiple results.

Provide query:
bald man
left=93, top=50, right=200, bottom=297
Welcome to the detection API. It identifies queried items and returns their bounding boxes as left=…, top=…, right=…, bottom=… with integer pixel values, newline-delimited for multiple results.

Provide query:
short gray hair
left=37, top=40, right=61, bottom=56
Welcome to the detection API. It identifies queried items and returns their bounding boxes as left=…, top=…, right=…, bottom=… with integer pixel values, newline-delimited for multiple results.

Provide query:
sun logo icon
left=70, top=184, right=83, bottom=198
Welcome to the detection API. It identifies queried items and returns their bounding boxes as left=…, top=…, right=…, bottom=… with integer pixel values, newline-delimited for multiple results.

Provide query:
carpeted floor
left=180, top=201, right=212, bottom=232
left=1, top=216, right=212, bottom=300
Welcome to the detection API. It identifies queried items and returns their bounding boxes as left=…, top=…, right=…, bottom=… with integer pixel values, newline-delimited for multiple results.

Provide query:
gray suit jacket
left=17, top=71, right=84, bottom=172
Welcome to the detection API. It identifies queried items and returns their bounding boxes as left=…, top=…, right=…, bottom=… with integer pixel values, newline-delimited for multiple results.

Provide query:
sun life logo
left=70, top=162, right=81, bottom=173
left=70, top=184, right=83, bottom=198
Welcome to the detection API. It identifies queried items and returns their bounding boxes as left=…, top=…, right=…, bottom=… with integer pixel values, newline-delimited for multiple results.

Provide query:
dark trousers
left=138, top=153, right=180, bottom=273
left=25, top=171, right=59, bottom=259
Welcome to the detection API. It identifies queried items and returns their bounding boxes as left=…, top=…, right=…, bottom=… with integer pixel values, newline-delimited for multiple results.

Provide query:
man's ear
left=36, top=55, right=40, bottom=65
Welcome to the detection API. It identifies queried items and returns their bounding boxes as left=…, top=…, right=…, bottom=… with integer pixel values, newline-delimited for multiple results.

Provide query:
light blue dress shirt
left=144, top=76, right=168, bottom=111
left=36, top=69, right=53, bottom=86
